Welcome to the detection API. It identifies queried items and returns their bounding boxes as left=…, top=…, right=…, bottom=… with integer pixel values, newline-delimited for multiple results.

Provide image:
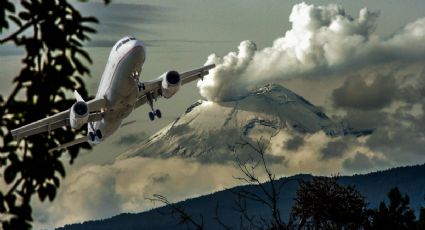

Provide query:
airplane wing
left=11, top=97, right=106, bottom=140
left=134, top=64, right=215, bottom=108
left=180, top=64, right=216, bottom=85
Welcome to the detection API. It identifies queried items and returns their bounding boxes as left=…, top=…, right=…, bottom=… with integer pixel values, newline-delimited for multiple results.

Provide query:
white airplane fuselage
left=89, top=36, right=146, bottom=143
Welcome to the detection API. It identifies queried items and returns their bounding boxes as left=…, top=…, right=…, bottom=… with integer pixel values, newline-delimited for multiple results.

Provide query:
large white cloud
left=198, top=2, right=425, bottom=102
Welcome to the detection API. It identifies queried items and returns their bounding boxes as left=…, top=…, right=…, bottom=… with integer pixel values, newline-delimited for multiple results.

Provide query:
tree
left=231, top=137, right=289, bottom=229
left=367, top=187, right=417, bottom=230
left=0, top=0, right=108, bottom=229
left=291, top=176, right=368, bottom=230
left=417, top=201, right=425, bottom=230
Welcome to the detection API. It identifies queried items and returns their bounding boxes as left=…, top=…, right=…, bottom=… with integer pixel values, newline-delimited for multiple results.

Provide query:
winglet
left=74, top=90, right=85, bottom=102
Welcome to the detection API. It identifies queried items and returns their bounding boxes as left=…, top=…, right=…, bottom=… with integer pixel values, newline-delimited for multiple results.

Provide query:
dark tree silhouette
left=418, top=202, right=425, bottom=230
left=367, top=187, right=417, bottom=230
left=231, top=137, right=289, bottom=229
left=0, top=0, right=108, bottom=229
left=291, top=176, right=368, bottom=230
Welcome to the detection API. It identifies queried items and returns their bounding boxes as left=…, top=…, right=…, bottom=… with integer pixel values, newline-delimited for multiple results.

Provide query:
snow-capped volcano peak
left=117, top=84, right=372, bottom=162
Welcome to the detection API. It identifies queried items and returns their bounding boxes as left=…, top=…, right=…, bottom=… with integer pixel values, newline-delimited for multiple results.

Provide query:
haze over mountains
left=56, top=164, right=425, bottom=230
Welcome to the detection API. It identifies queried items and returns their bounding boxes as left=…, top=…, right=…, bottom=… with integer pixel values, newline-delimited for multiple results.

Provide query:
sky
left=1, top=0, right=425, bottom=229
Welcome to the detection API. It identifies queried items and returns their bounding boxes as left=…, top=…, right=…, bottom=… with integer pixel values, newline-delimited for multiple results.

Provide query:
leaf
left=4, top=164, right=17, bottom=184
left=81, top=16, right=99, bottom=23
left=37, top=186, right=47, bottom=202
left=80, top=25, right=96, bottom=33
left=5, top=1, right=15, bottom=12
left=18, top=12, right=31, bottom=21
left=8, top=15, right=22, bottom=27
left=46, top=184, right=56, bottom=201
left=21, top=0, right=32, bottom=11
left=55, top=162, right=66, bottom=177
left=52, top=176, right=60, bottom=187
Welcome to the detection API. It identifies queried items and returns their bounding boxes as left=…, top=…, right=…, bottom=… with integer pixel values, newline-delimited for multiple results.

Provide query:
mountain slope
left=56, top=164, right=425, bottom=230
left=118, top=84, right=371, bottom=162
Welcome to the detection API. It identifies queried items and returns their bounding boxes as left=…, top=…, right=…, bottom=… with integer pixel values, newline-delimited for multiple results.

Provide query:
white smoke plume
left=198, top=2, right=425, bottom=102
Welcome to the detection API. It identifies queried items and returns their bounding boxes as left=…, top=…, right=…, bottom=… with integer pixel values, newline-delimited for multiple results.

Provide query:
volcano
left=117, top=84, right=373, bottom=162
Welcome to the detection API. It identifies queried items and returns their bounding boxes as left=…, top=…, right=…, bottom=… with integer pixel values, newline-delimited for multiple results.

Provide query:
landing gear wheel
left=95, top=129, right=103, bottom=139
left=155, top=109, right=162, bottom=118
left=148, top=111, right=155, bottom=121
left=89, top=132, right=95, bottom=142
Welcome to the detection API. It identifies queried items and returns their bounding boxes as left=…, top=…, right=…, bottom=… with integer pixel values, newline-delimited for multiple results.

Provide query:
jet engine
left=69, top=101, right=89, bottom=129
left=161, top=71, right=181, bottom=98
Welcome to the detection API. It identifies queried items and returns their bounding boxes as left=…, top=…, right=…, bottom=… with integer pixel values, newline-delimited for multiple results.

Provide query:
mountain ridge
left=56, top=163, right=425, bottom=230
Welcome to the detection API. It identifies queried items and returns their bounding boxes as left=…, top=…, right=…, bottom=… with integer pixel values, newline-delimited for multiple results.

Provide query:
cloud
left=33, top=157, right=241, bottom=229
left=343, top=152, right=388, bottom=172
left=284, top=135, right=305, bottom=151
left=320, top=138, right=349, bottom=160
left=198, top=2, right=425, bottom=102
left=332, top=73, right=397, bottom=110
left=115, top=131, right=147, bottom=146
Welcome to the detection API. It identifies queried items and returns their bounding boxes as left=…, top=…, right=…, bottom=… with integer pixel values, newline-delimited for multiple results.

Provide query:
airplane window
left=123, top=38, right=130, bottom=44
left=116, top=43, right=122, bottom=51
left=116, top=37, right=135, bottom=51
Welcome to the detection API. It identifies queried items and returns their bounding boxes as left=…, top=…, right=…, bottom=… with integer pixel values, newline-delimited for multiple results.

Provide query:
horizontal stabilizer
left=49, top=136, right=89, bottom=153
left=121, top=120, right=136, bottom=128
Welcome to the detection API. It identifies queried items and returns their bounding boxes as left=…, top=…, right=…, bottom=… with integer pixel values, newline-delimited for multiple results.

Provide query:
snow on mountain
left=117, top=84, right=372, bottom=162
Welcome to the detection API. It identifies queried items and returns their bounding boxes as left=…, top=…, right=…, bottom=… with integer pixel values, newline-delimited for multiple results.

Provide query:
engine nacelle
left=161, top=70, right=181, bottom=98
left=69, top=101, right=89, bottom=129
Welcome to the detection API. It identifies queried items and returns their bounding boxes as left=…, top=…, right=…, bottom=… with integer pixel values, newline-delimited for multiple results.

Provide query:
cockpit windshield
left=116, top=37, right=137, bottom=51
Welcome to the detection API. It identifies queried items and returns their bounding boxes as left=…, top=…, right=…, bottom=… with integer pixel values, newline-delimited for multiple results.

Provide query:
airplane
left=11, top=36, right=215, bottom=152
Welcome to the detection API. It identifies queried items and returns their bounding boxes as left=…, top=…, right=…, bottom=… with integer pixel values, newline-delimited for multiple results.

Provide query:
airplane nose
left=136, top=40, right=146, bottom=62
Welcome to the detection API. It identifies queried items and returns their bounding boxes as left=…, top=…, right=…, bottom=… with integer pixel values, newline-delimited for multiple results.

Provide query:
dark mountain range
left=56, top=163, right=425, bottom=230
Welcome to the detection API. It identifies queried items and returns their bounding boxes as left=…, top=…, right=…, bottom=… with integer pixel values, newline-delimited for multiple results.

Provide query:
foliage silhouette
left=0, top=0, right=109, bottom=229
left=367, top=187, right=418, bottom=230
left=291, top=176, right=368, bottom=230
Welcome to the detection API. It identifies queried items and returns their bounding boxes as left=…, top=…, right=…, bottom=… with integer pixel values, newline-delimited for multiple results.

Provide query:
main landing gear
left=88, top=122, right=102, bottom=142
left=146, top=92, right=162, bottom=121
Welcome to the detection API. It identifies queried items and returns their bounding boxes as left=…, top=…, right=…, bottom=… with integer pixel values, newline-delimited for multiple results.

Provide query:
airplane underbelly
left=107, top=79, right=137, bottom=109
left=94, top=106, right=133, bottom=139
